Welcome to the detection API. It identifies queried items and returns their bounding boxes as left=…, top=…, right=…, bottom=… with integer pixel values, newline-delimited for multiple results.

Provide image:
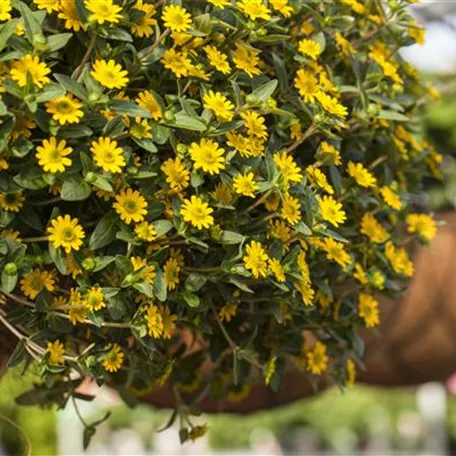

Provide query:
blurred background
left=4, top=2, right=456, bottom=455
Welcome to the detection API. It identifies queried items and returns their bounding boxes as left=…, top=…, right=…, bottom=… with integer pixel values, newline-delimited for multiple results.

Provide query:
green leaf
left=18, top=2, right=43, bottom=44
left=93, top=256, right=115, bottom=272
left=35, top=83, right=66, bottom=103
left=110, top=100, right=152, bottom=118
left=153, top=268, right=167, bottom=302
left=107, top=295, right=125, bottom=320
left=171, top=112, right=207, bottom=132
left=61, top=178, right=91, bottom=201
left=89, top=213, right=118, bottom=250
left=7, top=339, right=26, bottom=368
left=1, top=270, right=17, bottom=293
left=59, top=124, right=93, bottom=138
left=133, top=281, right=154, bottom=298
left=54, top=73, right=88, bottom=101
left=153, top=220, right=173, bottom=237
left=251, top=79, right=278, bottom=102
left=182, top=291, right=200, bottom=308
left=0, top=21, right=16, bottom=53
left=221, top=231, right=245, bottom=244
left=49, top=242, right=67, bottom=275
left=102, top=27, right=132, bottom=42
left=87, top=174, right=113, bottom=192
left=132, top=137, right=157, bottom=153
left=294, top=221, right=312, bottom=236
left=46, top=33, right=73, bottom=52
left=376, top=110, right=409, bottom=122
left=185, top=273, right=207, bottom=292
left=83, top=427, right=96, bottom=451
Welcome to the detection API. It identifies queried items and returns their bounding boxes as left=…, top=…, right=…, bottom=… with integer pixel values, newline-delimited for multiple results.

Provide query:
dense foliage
left=0, top=0, right=440, bottom=444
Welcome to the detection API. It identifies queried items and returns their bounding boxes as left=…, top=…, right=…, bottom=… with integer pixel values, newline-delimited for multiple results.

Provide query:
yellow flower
left=161, top=48, right=192, bottom=78
left=135, top=222, right=157, bottom=242
left=232, top=43, right=261, bottom=77
left=268, top=219, right=292, bottom=242
left=307, top=166, right=333, bottom=194
left=281, top=194, right=302, bottom=225
left=3, top=229, right=22, bottom=243
left=85, top=0, right=122, bottom=24
left=406, top=213, right=437, bottom=241
left=34, top=0, right=59, bottom=13
left=131, top=0, right=156, bottom=38
left=269, top=258, right=286, bottom=282
left=189, top=138, right=225, bottom=175
left=102, top=343, right=124, bottom=372
left=322, top=237, right=351, bottom=268
left=238, top=0, right=271, bottom=20
left=219, top=303, right=238, bottom=322
left=162, top=4, right=192, bottom=32
left=211, top=183, right=233, bottom=205
left=315, top=91, right=348, bottom=118
left=384, top=241, right=414, bottom=277
left=180, top=195, right=214, bottom=229
left=113, top=189, right=148, bottom=224
left=36, top=137, right=73, bottom=174
left=90, top=137, right=125, bottom=173
left=84, top=287, right=105, bottom=311
left=353, top=263, right=368, bottom=285
left=208, top=0, right=230, bottom=7
left=20, top=269, right=55, bottom=299
left=0, top=0, right=11, bottom=21
left=408, top=21, right=425, bottom=45
left=46, top=94, right=84, bottom=125
left=47, top=340, right=65, bottom=365
left=294, top=69, right=320, bottom=103
left=317, top=141, right=342, bottom=166
left=147, top=304, right=164, bottom=338
left=48, top=215, right=85, bottom=253
left=131, top=256, right=156, bottom=284
left=380, top=185, right=402, bottom=210
left=335, top=32, right=354, bottom=56
left=164, top=257, right=181, bottom=290
left=274, top=152, right=303, bottom=185
left=270, top=0, right=292, bottom=17
left=130, top=117, right=152, bottom=139
left=306, top=341, right=328, bottom=375
left=370, top=269, right=385, bottom=290
left=358, top=293, right=380, bottom=328
left=91, top=59, right=129, bottom=89
left=58, top=0, right=87, bottom=31
left=342, top=0, right=365, bottom=14
left=346, top=358, right=356, bottom=388
left=360, top=213, right=389, bottom=243
left=136, top=90, right=162, bottom=120
left=298, top=39, right=322, bottom=60
left=161, top=157, right=190, bottom=191
left=233, top=172, right=258, bottom=198
left=0, top=192, right=25, bottom=212
left=347, top=161, right=377, bottom=188
left=241, top=111, right=268, bottom=139
left=161, top=306, right=177, bottom=339
left=243, top=241, right=269, bottom=278
left=203, top=91, right=235, bottom=122
left=318, top=195, right=346, bottom=227
left=11, top=54, right=51, bottom=88
left=204, top=45, right=231, bottom=74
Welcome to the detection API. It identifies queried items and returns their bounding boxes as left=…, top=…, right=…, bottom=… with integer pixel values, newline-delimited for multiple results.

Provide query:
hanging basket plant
left=0, top=0, right=441, bottom=444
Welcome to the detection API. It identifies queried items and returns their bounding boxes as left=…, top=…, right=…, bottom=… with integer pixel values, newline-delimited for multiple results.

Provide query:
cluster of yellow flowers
left=0, top=0, right=441, bottom=440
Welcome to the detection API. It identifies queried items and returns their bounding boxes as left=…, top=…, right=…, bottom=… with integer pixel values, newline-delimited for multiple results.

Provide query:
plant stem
left=245, top=188, right=273, bottom=213
left=74, top=33, right=97, bottom=80
left=210, top=304, right=236, bottom=350
left=139, top=28, right=170, bottom=62
left=285, top=123, right=317, bottom=154
left=22, top=236, right=49, bottom=243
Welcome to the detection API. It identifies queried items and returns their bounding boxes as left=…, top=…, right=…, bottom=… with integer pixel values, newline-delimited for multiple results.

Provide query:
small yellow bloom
left=406, top=213, right=437, bottom=241
left=189, top=138, right=225, bottom=175
left=274, top=152, right=303, bottom=185
left=161, top=157, right=190, bottom=191
left=203, top=91, right=235, bottom=122
left=33, top=0, right=59, bottom=14
left=91, top=137, right=125, bottom=173
left=102, top=343, right=124, bottom=372
left=306, top=341, right=328, bottom=375
left=238, top=0, right=271, bottom=21
left=91, top=59, right=129, bottom=89
left=321, top=237, right=351, bottom=268
left=307, top=166, right=333, bottom=194
left=180, top=195, right=214, bottom=229
left=380, top=186, right=402, bottom=210
left=204, top=45, right=231, bottom=74
left=48, top=215, right=85, bottom=253
left=269, top=258, right=286, bottom=282
left=294, top=69, right=320, bottom=103
left=281, top=194, right=302, bottom=225
left=232, top=43, right=262, bottom=78
left=11, top=54, right=51, bottom=88
left=219, top=303, right=238, bottom=322
left=161, top=48, right=192, bottom=78
left=164, top=257, right=181, bottom=290
left=298, top=39, right=322, bottom=60
left=347, top=161, right=377, bottom=188
left=84, top=286, right=105, bottom=311
left=0, top=192, right=25, bottom=212
left=233, top=172, right=258, bottom=198
left=36, top=137, right=73, bottom=174
left=135, top=222, right=157, bottom=242
left=0, top=0, right=12, bottom=21
left=21, top=269, right=55, bottom=299
left=85, top=0, right=122, bottom=24
left=47, top=340, right=65, bottom=365
left=113, top=189, right=148, bottom=224
left=46, top=94, right=84, bottom=125
left=136, top=90, right=162, bottom=120
left=358, top=293, right=380, bottom=328
left=385, top=241, right=414, bottom=277
left=360, top=213, right=389, bottom=243
left=162, top=5, right=192, bottom=32
left=318, top=195, right=346, bottom=227
left=243, top=241, right=269, bottom=278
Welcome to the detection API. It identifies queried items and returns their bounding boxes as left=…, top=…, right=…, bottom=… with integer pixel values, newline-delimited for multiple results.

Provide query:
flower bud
left=85, top=172, right=97, bottom=183
left=176, top=143, right=188, bottom=154
left=82, top=258, right=96, bottom=271
left=4, top=262, right=17, bottom=275
left=164, top=110, right=175, bottom=121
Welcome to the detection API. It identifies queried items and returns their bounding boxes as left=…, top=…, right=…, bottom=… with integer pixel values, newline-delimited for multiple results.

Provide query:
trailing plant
left=0, top=0, right=440, bottom=445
